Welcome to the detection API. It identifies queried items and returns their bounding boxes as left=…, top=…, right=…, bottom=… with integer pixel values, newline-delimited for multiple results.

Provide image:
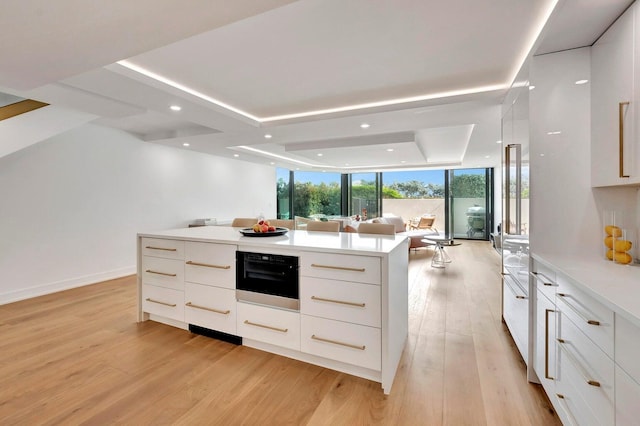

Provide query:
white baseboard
left=0, top=266, right=136, bottom=305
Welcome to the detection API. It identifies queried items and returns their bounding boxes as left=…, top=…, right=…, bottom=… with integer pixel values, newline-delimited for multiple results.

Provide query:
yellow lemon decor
left=604, top=224, right=633, bottom=265
left=605, top=225, right=623, bottom=237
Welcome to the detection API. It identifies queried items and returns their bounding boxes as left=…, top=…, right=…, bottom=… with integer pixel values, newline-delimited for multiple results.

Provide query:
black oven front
left=236, top=251, right=299, bottom=310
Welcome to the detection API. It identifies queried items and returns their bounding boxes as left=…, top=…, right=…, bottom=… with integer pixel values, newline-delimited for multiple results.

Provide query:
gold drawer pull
left=311, top=295, right=365, bottom=307
left=504, top=274, right=528, bottom=300
left=244, top=320, right=287, bottom=333
left=145, top=246, right=177, bottom=252
left=145, top=298, right=176, bottom=307
left=311, top=334, right=365, bottom=351
left=186, top=260, right=231, bottom=270
left=185, top=302, right=230, bottom=315
left=544, top=309, right=555, bottom=380
left=557, top=293, right=600, bottom=325
left=145, top=269, right=177, bottom=277
left=530, top=271, right=556, bottom=287
left=310, top=263, right=365, bottom=272
left=555, top=394, right=579, bottom=426
left=557, top=338, right=601, bottom=387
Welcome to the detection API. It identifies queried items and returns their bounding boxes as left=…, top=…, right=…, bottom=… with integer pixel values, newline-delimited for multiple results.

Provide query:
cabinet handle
left=530, top=271, right=556, bottom=287
left=504, top=274, right=527, bottom=299
left=544, top=309, right=555, bottom=380
left=556, top=338, right=601, bottom=387
left=186, top=260, right=231, bottom=270
left=145, top=269, right=177, bottom=277
left=619, top=101, right=630, bottom=178
left=311, top=334, right=365, bottom=350
left=310, top=263, right=365, bottom=272
left=145, top=246, right=177, bottom=252
left=555, top=394, right=579, bottom=426
left=145, top=298, right=176, bottom=307
left=557, top=293, right=600, bottom=325
left=311, top=295, right=365, bottom=307
left=243, top=320, right=287, bottom=333
left=185, top=302, right=230, bottom=315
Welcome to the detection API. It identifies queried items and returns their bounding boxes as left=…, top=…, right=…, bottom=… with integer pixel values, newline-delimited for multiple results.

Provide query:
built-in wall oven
left=236, top=251, right=299, bottom=310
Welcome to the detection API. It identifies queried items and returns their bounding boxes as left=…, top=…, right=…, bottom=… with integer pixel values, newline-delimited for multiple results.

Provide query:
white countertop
left=139, top=226, right=408, bottom=255
left=533, top=252, right=640, bottom=325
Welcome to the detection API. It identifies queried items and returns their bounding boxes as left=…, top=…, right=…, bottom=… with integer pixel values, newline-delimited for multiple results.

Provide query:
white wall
left=0, top=124, right=276, bottom=303
left=530, top=47, right=637, bottom=258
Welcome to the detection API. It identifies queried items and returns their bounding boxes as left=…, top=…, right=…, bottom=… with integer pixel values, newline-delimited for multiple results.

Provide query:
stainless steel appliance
left=236, top=251, right=299, bottom=310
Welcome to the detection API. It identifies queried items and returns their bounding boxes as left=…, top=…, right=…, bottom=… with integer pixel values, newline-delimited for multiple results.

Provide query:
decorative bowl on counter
left=239, top=227, right=288, bottom=237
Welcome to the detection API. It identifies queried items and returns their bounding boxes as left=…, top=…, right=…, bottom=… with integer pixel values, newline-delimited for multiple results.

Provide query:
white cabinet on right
left=591, top=3, right=640, bottom=186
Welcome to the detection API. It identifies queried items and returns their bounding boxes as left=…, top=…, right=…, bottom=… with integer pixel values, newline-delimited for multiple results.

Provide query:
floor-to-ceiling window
left=446, top=168, right=493, bottom=240
left=382, top=169, right=445, bottom=230
left=276, top=167, right=493, bottom=240
left=349, top=172, right=381, bottom=219
left=276, top=168, right=292, bottom=219
left=292, top=170, right=342, bottom=219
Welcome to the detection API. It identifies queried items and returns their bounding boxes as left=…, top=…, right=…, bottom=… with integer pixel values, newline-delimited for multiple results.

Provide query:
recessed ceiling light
left=401, top=160, right=406, bottom=164
left=317, top=153, right=323, bottom=157
left=386, top=148, right=394, bottom=152
left=360, top=123, right=370, bottom=129
left=345, top=163, right=349, bottom=166
left=485, top=155, right=490, bottom=158
left=575, top=79, right=589, bottom=85
left=264, top=134, right=272, bottom=139
left=547, top=131, right=562, bottom=135
left=170, top=105, right=182, bottom=111
left=182, top=143, right=190, bottom=147
left=540, top=153, right=545, bottom=157
left=529, top=85, right=535, bottom=91
left=270, top=162, right=275, bottom=165
left=233, top=154, right=239, bottom=157
left=496, top=140, right=502, bottom=144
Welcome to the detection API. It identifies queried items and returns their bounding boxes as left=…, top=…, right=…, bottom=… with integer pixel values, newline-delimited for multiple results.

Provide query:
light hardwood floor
left=0, top=241, right=560, bottom=425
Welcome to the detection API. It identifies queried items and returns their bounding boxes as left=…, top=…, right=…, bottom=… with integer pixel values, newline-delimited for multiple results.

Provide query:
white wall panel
left=0, top=124, right=275, bottom=303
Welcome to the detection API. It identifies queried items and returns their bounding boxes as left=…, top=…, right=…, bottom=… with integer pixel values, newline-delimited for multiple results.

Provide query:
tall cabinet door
left=591, top=5, right=637, bottom=186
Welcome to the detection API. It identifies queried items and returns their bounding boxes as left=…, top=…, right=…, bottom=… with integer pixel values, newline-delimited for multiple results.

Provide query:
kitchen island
left=137, top=226, right=409, bottom=394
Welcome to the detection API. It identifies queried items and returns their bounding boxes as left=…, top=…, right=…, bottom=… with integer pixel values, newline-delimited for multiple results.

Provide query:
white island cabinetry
left=136, top=227, right=409, bottom=394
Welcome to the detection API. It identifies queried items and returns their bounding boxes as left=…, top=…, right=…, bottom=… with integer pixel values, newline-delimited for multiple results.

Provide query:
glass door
left=446, top=168, right=492, bottom=239
left=349, top=172, right=380, bottom=219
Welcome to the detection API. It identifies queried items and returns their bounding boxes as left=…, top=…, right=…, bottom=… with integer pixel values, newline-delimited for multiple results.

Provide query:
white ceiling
left=0, top=0, right=633, bottom=172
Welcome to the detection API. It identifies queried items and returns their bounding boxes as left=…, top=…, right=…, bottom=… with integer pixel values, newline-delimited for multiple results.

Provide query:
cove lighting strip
left=117, top=61, right=504, bottom=123
left=117, top=0, right=558, bottom=124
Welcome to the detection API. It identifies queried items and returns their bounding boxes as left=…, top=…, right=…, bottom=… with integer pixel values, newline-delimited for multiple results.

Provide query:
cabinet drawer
left=142, top=256, right=184, bottom=290
left=534, top=289, right=556, bottom=395
left=557, top=311, right=614, bottom=426
left=236, top=302, right=300, bottom=351
left=301, top=315, right=381, bottom=371
left=531, top=261, right=557, bottom=301
left=556, top=274, right=614, bottom=357
left=300, top=252, right=380, bottom=285
left=185, top=283, right=236, bottom=335
left=502, top=274, right=529, bottom=362
left=142, top=284, right=184, bottom=322
left=185, top=242, right=236, bottom=289
left=300, top=277, right=380, bottom=327
left=614, top=313, right=640, bottom=382
left=141, top=238, right=184, bottom=260
left=615, top=365, right=640, bottom=426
